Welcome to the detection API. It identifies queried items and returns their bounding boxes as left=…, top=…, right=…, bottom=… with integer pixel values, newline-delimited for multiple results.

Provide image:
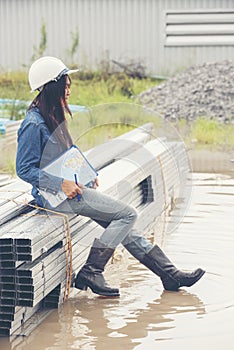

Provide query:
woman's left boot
left=75, top=238, right=120, bottom=297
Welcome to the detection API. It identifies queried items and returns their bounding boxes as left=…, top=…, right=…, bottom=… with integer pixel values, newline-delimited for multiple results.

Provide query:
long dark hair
left=29, top=74, right=73, bottom=148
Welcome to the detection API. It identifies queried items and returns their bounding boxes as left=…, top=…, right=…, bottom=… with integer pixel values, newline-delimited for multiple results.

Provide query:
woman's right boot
left=140, top=245, right=205, bottom=291
left=124, top=238, right=205, bottom=291
left=75, top=238, right=120, bottom=297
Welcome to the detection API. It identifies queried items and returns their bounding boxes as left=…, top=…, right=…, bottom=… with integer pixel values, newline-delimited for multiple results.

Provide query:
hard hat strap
left=53, top=68, right=69, bottom=82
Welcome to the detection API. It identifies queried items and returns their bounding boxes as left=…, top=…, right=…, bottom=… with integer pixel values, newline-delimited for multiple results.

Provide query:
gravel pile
left=138, top=60, right=234, bottom=123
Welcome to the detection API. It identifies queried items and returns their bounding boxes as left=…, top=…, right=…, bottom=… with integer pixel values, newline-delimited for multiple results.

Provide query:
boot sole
left=75, top=278, right=120, bottom=297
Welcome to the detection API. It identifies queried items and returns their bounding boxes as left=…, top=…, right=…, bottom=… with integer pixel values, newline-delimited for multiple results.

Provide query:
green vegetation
left=68, top=103, right=162, bottom=151
left=31, top=20, right=47, bottom=62
left=176, top=117, right=234, bottom=151
left=0, top=70, right=158, bottom=174
left=0, top=69, right=233, bottom=175
left=0, top=70, right=157, bottom=105
left=0, top=153, right=16, bottom=175
left=190, top=118, right=234, bottom=150
left=67, top=28, right=79, bottom=65
left=0, top=71, right=29, bottom=101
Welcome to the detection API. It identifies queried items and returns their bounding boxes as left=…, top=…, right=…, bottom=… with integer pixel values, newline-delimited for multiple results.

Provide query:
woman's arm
left=16, top=121, right=63, bottom=195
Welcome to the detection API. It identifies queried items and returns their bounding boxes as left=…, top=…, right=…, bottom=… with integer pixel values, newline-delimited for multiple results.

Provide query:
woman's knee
left=124, top=206, right=138, bottom=225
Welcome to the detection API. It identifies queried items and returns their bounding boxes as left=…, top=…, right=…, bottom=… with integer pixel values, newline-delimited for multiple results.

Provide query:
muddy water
left=1, top=173, right=234, bottom=350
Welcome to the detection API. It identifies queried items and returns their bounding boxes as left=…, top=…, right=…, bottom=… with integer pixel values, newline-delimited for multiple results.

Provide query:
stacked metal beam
left=0, top=124, right=190, bottom=338
left=0, top=124, right=155, bottom=337
left=0, top=180, right=34, bottom=226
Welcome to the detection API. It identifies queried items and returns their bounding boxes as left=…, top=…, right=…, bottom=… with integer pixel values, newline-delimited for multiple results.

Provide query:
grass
left=175, top=117, right=234, bottom=151
left=0, top=69, right=233, bottom=174
left=0, top=140, right=16, bottom=175
left=0, top=70, right=157, bottom=107
left=190, top=118, right=234, bottom=150
left=0, top=71, right=30, bottom=100
left=0, top=70, right=158, bottom=173
left=68, top=103, right=162, bottom=150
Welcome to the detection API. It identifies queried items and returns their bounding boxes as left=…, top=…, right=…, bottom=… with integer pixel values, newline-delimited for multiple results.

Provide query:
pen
left=74, top=174, right=81, bottom=201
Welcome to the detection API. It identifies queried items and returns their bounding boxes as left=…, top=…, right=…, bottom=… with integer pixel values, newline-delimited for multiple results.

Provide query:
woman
left=16, top=56, right=205, bottom=297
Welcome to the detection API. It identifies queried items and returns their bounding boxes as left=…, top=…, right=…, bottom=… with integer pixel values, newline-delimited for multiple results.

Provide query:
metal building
left=0, top=0, right=234, bottom=75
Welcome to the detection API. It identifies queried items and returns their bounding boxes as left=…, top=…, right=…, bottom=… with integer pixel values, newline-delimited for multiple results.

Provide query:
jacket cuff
left=40, top=173, right=63, bottom=195
left=47, top=176, right=63, bottom=195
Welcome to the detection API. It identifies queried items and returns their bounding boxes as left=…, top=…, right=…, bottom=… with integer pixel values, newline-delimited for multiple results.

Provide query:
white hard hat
left=28, top=56, right=79, bottom=91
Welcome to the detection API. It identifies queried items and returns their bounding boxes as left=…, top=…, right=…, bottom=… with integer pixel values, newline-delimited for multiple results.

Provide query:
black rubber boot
left=75, top=238, right=120, bottom=297
left=141, top=245, right=205, bottom=291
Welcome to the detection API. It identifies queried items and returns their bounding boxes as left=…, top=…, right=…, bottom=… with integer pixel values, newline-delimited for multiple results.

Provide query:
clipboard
left=40, top=145, right=98, bottom=207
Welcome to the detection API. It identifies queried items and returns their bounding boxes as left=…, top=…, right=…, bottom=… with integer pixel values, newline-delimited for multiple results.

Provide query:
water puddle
left=1, top=173, right=234, bottom=349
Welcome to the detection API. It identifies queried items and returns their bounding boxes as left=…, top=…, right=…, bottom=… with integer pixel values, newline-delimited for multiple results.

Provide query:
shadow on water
left=1, top=172, right=234, bottom=350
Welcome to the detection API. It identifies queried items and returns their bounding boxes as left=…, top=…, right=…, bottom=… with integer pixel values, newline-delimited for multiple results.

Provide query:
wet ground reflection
left=0, top=173, right=233, bottom=349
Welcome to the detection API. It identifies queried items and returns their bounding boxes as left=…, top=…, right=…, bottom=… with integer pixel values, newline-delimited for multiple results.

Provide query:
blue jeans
left=49, top=188, right=153, bottom=260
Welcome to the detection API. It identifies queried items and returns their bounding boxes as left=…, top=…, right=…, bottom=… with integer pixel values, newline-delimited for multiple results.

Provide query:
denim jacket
left=16, top=107, right=66, bottom=206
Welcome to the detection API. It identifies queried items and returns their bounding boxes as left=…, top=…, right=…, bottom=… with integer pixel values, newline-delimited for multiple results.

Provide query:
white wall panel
left=0, top=0, right=234, bottom=75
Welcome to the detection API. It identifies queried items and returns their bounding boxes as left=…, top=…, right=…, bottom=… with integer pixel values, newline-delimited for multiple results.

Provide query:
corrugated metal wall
left=0, top=0, right=234, bottom=75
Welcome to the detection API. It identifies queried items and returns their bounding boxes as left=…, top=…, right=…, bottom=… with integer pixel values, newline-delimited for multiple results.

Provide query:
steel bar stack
left=0, top=124, right=190, bottom=338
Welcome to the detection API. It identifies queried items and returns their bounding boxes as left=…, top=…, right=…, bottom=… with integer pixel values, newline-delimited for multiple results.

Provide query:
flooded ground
left=1, top=172, right=234, bottom=350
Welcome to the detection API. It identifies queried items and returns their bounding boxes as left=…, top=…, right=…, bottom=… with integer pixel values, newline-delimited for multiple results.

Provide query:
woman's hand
left=61, top=179, right=83, bottom=199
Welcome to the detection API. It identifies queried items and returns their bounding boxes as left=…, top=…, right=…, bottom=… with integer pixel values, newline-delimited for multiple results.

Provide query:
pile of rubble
left=138, top=60, right=234, bottom=123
